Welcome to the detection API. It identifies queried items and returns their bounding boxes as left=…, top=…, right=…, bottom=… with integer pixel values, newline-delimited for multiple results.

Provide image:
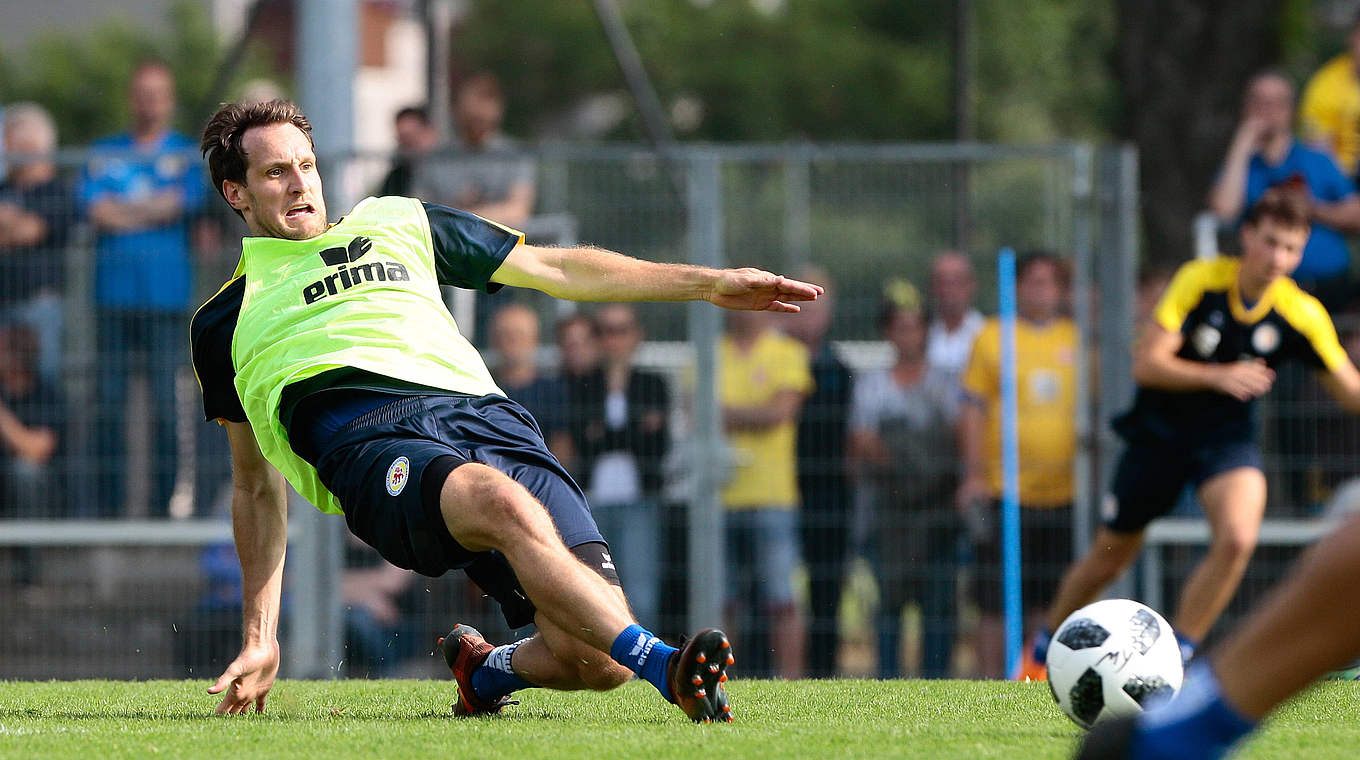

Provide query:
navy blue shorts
left=1104, top=438, right=1264, bottom=534
left=313, top=393, right=612, bottom=627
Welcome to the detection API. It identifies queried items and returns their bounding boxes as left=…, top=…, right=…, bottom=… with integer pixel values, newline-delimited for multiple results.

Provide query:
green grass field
left=1, top=679, right=1358, bottom=759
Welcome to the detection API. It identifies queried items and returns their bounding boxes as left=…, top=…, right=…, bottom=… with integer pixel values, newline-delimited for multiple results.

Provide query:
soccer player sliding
left=1036, top=188, right=1360, bottom=672
left=192, top=99, right=822, bottom=722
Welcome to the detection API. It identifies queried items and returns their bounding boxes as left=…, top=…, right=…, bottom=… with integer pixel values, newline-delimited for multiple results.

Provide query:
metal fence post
left=784, top=150, right=812, bottom=272
left=1070, top=144, right=1095, bottom=557
left=294, top=0, right=356, bottom=679
left=686, top=152, right=726, bottom=633
left=1096, top=144, right=1141, bottom=598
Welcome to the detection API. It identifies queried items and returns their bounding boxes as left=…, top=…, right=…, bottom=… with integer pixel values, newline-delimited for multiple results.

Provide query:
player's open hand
left=209, top=640, right=280, bottom=715
left=1216, top=359, right=1275, bottom=401
left=708, top=268, right=823, bottom=312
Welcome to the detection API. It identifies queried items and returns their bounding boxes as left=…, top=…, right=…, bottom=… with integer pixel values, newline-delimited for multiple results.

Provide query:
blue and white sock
left=1177, top=633, right=1199, bottom=665
left=610, top=624, right=680, bottom=702
left=1130, top=660, right=1256, bottom=760
left=1032, top=627, right=1052, bottom=665
left=470, top=638, right=534, bottom=702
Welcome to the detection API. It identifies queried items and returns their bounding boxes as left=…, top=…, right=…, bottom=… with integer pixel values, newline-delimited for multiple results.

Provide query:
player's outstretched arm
left=490, top=243, right=823, bottom=311
left=208, top=421, right=289, bottom=715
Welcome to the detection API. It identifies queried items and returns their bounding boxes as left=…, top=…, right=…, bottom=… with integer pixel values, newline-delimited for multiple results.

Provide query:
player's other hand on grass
left=708, top=268, right=823, bottom=313
left=1215, top=358, right=1275, bottom=401
left=209, top=640, right=280, bottom=715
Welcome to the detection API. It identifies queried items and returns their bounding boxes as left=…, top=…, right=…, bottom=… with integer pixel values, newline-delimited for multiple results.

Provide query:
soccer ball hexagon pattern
left=1047, top=598, right=1184, bottom=729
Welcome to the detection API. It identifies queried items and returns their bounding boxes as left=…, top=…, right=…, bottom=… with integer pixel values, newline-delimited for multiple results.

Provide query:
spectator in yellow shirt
left=958, top=251, right=1077, bottom=678
left=720, top=309, right=812, bottom=679
left=1301, top=16, right=1360, bottom=178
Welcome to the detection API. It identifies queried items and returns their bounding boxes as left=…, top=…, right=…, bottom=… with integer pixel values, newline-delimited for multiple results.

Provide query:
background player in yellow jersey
left=194, top=100, right=822, bottom=722
left=958, top=251, right=1077, bottom=678
left=1039, top=188, right=1360, bottom=671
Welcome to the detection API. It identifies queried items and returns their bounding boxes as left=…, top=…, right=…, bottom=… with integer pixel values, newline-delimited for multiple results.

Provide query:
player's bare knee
left=442, top=465, right=536, bottom=546
left=1213, top=527, right=1258, bottom=561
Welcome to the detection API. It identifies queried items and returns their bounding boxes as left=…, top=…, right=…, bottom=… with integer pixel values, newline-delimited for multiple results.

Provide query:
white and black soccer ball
left=1047, top=598, right=1184, bottom=729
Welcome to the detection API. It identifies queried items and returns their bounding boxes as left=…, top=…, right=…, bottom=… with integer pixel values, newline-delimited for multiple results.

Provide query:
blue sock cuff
left=1134, top=661, right=1256, bottom=760
left=610, top=624, right=678, bottom=702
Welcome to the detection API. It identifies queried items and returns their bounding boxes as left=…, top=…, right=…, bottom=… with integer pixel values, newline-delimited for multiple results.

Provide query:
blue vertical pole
left=998, top=247, right=1023, bottom=677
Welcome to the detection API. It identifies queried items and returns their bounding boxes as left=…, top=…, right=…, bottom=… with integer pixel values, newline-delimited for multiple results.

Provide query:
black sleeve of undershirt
left=190, top=277, right=248, bottom=423
left=422, top=202, right=522, bottom=293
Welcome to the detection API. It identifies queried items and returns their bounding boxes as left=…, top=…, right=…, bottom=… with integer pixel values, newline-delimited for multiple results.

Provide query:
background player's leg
left=1173, top=467, right=1266, bottom=642
left=1044, top=526, right=1144, bottom=632
left=437, top=463, right=634, bottom=655
left=1211, top=512, right=1360, bottom=717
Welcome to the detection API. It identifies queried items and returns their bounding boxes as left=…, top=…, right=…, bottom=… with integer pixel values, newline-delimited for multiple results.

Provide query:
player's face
left=226, top=123, right=328, bottom=240
left=1240, top=218, right=1308, bottom=285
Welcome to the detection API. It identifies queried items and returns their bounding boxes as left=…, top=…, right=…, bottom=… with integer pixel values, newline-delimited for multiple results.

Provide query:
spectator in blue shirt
left=1209, top=69, right=1360, bottom=309
left=80, top=61, right=206, bottom=517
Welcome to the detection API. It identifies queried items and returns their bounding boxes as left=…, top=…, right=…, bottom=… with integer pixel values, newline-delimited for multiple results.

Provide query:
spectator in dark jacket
left=785, top=264, right=853, bottom=678
left=0, top=102, right=74, bottom=383
left=568, top=304, right=670, bottom=626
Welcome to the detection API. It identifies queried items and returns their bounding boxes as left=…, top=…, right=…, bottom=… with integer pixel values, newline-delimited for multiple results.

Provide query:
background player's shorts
left=314, top=393, right=616, bottom=628
left=1105, top=438, right=1263, bottom=534
left=973, top=502, right=1072, bottom=615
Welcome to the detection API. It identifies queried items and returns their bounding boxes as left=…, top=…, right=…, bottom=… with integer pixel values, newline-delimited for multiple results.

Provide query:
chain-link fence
left=4, top=141, right=1337, bottom=683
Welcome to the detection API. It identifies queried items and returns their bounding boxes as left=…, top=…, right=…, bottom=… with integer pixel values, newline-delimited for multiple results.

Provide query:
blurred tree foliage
left=454, top=0, right=1117, bottom=143
left=0, top=0, right=274, bottom=146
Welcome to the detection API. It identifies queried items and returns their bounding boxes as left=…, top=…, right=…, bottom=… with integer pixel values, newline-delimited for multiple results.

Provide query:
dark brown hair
left=1017, top=250, right=1069, bottom=289
left=1244, top=186, right=1310, bottom=230
left=200, top=99, right=313, bottom=215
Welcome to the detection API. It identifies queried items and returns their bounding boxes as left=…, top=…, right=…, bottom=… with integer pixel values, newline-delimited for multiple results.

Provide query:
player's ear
left=223, top=179, right=249, bottom=213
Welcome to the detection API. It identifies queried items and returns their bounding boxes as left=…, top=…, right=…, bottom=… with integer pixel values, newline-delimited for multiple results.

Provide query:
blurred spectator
left=1301, top=14, right=1360, bottom=179
left=378, top=105, right=439, bottom=198
left=1136, top=266, right=1176, bottom=325
left=409, top=73, right=535, bottom=228
left=958, top=252, right=1077, bottom=679
left=850, top=280, right=960, bottom=679
left=341, top=536, right=422, bottom=678
left=926, top=250, right=984, bottom=385
left=720, top=309, right=812, bottom=679
left=80, top=61, right=206, bottom=517
left=0, top=102, right=74, bottom=383
left=567, top=304, right=669, bottom=626
left=1208, top=69, right=1360, bottom=308
left=489, top=303, right=572, bottom=458
left=784, top=264, right=852, bottom=679
left=555, top=313, right=601, bottom=476
left=0, top=325, right=62, bottom=518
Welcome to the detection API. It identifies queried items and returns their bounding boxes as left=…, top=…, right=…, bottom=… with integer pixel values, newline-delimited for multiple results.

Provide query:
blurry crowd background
left=7, top=0, right=1360, bottom=681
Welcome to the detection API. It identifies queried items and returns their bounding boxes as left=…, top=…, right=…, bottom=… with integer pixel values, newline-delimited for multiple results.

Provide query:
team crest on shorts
left=386, top=456, right=411, bottom=496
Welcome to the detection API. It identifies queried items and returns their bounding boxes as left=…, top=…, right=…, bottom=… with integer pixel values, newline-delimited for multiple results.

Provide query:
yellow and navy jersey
left=1114, top=257, right=1348, bottom=445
